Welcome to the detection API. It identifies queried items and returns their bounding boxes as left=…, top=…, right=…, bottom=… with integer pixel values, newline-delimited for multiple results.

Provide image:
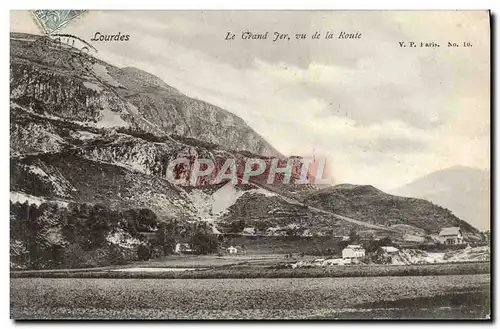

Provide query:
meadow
left=11, top=274, right=490, bottom=319
left=10, top=259, right=490, bottom=279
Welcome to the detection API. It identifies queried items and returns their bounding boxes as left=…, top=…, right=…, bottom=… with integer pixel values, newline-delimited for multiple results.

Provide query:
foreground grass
left=11, top=274, right=490, bottom=319
left=10, top=261, right=490, bottom=279
left=310, top=291, right=490, bottom=320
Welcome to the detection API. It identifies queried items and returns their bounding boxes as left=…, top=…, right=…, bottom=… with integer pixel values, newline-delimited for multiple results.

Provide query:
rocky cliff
left=10, top=32, right=280, bottom=157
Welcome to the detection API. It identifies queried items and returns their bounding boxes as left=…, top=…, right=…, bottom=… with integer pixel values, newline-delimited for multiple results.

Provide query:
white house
left=379, top=246, right=399, bottom=254
left=243, top=227, right=256, bottom=235
left=175, top=243, right=193, bottom=254
left=342, top=245, right=366, bottom=259
left=227, top=246, right=238, bottom=254
left=439, top=227, right=464, bottom=245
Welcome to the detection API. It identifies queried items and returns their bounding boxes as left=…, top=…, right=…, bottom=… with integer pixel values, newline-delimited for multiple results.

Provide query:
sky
left=10, top=10, right=490, bottom=191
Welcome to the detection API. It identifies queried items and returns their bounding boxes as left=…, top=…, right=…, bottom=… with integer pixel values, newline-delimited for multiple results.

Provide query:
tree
left=349, top=229, right=360, bottom=244
left=366, top=236, right=395, bottom=253
left=379, top=237, right=392, bottom=246
left=60, top=243, right=87, bottom=268
left=164, top=221, right=177, bottom=254
left=190, top=223, right=218, bottom=255
left=61, top=204, right=80, bottom=244
left=156, top=221, right=176, bottom=255
left=137, top=244, right=152, bottom=261
left=339, top=240, right=349, bottom=250
left=87, top=203, right=111, bottom=248
left=255, top=221, right=271, bottom=234
left=284, top=225, right=303, bottom=237
left=25, top=203, right=44, bottom=267
left=484, top=230, right=491, bottom=246
left=136, top=208, right=158, bottom=232
left=229, top=219, right=246, bottom=234
left=10, top=201, right=27, bottom=241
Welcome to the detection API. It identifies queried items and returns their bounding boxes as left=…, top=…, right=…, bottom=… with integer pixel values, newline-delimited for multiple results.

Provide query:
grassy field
left=129, top=254, right=304, bottom=268
left=10, top=261, right=490, bottom=279
left=216, top=235, right=345, bottom=255
left=11, top=274, right=490, bottom=319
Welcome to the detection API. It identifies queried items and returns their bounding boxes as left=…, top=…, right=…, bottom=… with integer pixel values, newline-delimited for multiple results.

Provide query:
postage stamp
left=31, top=10, right=87, bottom=34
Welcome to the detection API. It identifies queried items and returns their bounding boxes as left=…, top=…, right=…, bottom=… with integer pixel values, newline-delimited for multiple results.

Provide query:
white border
left=2, top=1, right=497, bottom=328
left=4, top=0, right=500, bottom=9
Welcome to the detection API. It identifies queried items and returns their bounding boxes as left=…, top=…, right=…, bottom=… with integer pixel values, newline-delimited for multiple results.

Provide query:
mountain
left=391, top=166, right=490, bottom=231
left=9, top=33, right=484, bottom=269
left=10, top=32, right=280, bottom=158
left=302, top=184, right=481, bottom=239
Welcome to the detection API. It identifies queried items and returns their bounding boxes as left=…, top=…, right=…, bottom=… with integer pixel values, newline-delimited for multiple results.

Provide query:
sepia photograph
left=9, top=9, right=491, bottom=320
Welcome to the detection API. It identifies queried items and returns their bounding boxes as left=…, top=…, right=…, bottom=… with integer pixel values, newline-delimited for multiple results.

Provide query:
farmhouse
left=227, top=246, right=238, bottom=254
left=378, top=246, right=399, bottom=254
left=243, top=227, right=256, bottom=235
left=174, top=243, right=193, bottom=254
left=439, top=227, right=464, bottom=245
left=342, top=245, right=365, bottom=259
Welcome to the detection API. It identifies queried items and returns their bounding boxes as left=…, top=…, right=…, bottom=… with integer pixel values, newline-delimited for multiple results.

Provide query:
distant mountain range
left=391, top=166, right=490, bottom=231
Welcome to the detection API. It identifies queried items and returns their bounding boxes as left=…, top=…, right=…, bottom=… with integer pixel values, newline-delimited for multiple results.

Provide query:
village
left=168, top=225, right=490, bottom=269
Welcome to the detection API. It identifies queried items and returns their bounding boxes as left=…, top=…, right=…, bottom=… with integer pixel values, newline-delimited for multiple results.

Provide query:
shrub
left=190, top=225, right=219, bottom=255
left=60, top=243, right=87, bottom=268
left=137, top=245, right=152, bottom=261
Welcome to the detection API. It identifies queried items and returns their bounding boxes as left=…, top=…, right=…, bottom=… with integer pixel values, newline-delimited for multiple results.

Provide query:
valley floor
left=11, top=274, right=490, bottom=319
left=10, top=255, right=490, bottom=279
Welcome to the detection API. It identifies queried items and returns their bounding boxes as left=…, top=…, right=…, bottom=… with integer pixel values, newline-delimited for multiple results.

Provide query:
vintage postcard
left=9, top=10, right=491, bottom=320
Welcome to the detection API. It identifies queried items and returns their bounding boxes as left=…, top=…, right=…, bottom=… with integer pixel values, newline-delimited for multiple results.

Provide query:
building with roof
left=374, top=246, right=400, bottom=264
left=243, top=227, right=256, bottom=235
left=379, top=246, right=399, bottom=254
left=227, top=246, right=238, bottom=254
left=439, top=227, right=464, bottom=245
left=174, top=243, right=193, bottom=254
left=342, top=245, right=366, bottom=259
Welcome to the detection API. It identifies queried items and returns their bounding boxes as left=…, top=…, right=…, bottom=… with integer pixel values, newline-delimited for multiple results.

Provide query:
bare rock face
left=10, top=33, right=280, bottom=157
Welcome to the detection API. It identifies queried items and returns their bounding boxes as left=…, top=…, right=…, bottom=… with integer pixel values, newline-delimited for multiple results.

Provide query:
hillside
left=302, top=184, right=481, bottom=238
left=391, top=166, right=490, bottom=230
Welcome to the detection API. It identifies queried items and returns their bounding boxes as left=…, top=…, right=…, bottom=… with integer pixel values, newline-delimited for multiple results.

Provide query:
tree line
left=10, top=201, right=219, bottom=269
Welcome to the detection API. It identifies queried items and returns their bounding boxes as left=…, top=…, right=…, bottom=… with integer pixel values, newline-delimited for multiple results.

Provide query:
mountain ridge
left=391, top=166, right=490, bottom=230
left=10, top=32, right=280, bottom=158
